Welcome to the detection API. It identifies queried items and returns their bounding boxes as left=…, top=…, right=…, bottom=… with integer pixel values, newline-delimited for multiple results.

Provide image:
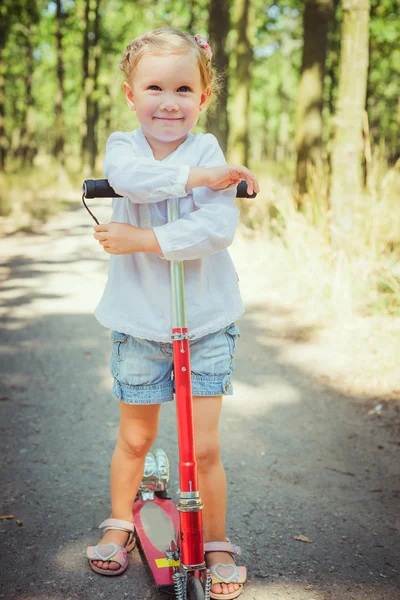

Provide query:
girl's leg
left=192, top=395, right=240, bottom=596
left=92, top=401, right=161, bottom=571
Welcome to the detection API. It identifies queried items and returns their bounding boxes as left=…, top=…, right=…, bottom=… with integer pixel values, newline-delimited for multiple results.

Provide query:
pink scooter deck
left=133, top=495, right=180, bottom=593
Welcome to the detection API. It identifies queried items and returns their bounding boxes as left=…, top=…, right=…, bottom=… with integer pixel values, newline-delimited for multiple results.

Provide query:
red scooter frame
left=82, top=179, right=255, bottom=599
left=131, top=196, right=208, bottom=599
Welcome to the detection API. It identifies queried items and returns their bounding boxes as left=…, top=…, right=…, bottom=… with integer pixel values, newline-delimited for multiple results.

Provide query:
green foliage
left=1, top=0, right=398, bottom=167
left=251, top=3, right=302, bottom=162
left=0, top=0, right=399, bottom=316
left=368, top=0, right=400, bottom=161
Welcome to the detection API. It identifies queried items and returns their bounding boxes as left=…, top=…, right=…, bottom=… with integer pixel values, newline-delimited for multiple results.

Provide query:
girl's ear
left=199, top=87, right=211, bottom=112
left=123, top=82, right=136, bottom=111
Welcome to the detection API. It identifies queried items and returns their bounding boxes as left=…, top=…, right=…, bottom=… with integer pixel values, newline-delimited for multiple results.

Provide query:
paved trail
left=0, top=202, right=399, bottom=600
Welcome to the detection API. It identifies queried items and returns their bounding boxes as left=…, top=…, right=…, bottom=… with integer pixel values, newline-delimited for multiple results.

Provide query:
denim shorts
left=110, top=323, right=240, bottom=405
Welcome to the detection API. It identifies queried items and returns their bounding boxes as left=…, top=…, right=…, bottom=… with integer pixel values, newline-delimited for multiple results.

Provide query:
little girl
left=86, top=27, right=259, bottom=599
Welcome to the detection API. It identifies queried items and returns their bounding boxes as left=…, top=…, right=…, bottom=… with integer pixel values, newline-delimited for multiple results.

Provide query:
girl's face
left=123, top=53, right=209, bottom=149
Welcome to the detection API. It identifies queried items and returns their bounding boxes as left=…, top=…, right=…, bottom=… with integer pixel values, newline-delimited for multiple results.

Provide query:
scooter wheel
left=186, top=574, right=205, bottom=600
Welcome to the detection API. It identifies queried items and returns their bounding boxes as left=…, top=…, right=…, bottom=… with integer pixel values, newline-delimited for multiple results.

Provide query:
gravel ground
left=0, top=202, right=399, bottom=600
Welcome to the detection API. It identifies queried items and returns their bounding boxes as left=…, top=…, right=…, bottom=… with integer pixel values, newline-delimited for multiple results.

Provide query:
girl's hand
left=94, top=222, right=162, bottom=254
left=94, top=222, right=141, bottom=254
left=205, top=165, right=260, bottom=195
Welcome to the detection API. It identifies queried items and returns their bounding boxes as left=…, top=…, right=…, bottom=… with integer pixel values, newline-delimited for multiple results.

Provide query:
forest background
left=1, top=0, right=400, bottom=397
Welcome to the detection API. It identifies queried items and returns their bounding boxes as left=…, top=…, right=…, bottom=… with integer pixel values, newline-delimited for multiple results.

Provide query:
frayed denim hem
left=112, top=379, right=174, bottom=404
left=112, top=372, right=234, bottom=404
left=191, top=373, right=234, bottom=396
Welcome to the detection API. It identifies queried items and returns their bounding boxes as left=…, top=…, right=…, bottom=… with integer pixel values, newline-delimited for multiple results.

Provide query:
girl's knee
left=118, top=403, right=160, bottom=458
left=195, top=438, right=221, bottom=470
left=118, top=432, right=156, bottom=458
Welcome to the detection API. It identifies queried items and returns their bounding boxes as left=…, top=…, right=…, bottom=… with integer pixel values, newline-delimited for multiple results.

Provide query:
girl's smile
left=123, top=53, right=209, bottom=155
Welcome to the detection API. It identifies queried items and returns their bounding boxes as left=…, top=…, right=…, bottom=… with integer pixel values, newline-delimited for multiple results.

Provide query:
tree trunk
left=276, top=82, right=290, bottom=162
left=18, top=27, right=36, bottom=167
left=206, top=0, right=230, bottom=153
left=295, top=0, right=334, bottom=204
left=81, top=0, right=101, bottom=173
left=89, top=0, right=101, bottom=171
left=54, top=0, right=65, bottom=166
left=81, top=0, right=91, bottom=171
left=228, top=0, right=253, bottom=166
left=187, top=0, right=196, bottom=32
left=0, top=46, right=7, bottom=171
left=330, top=0, right=370, bottom=245
left=0, top=0, right=24, bottom=170
left=326, top=0, right=340, bottom=119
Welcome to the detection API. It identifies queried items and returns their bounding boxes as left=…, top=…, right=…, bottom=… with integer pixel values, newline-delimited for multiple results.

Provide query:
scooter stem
left=168, top=198, right=205, bottom=570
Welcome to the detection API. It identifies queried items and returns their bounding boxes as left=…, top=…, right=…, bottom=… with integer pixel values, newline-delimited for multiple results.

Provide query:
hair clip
left=194, top=34, right=213, bottom=59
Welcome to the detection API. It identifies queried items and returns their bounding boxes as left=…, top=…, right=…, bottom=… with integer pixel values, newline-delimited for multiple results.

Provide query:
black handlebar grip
left=236, top=180, right=257, bottom=198
left=82, top=179, right=257, bottom=199
left=82, top=179, right=123, bottom=199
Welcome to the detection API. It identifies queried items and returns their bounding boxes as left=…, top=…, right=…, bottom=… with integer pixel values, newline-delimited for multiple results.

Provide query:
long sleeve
left=103, top=131, right=190, bottom=203
left=96, top=130, right=245, bottom=340
left=153, top=135, right=239, bottom=261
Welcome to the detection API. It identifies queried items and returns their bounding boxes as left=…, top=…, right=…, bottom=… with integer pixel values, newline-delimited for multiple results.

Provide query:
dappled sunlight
left=3, top=582, right=397, bottom=600
left=278, top=320, right=400, bottom=401
left=1, top=206, right=399, bottom=600
left=53, top=538, right=90, bottom=575
left=246, top=581, right=327, bottom=599
left=0, top=201, right=110, bottom=320
left=231, top=229, right=400, bottom=401
left=226, top=380, right=300, bottom=415
left=1, top=0, right=399, bottom=596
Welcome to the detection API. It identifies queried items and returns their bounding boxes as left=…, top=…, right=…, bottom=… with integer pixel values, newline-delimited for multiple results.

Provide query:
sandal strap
left=209, top=564, right=247, bottom=585
left=87, top=543, right=127, bottom=565
left=99, top=518, right=135, bottom=533
left=204, top=541, right=241, bottom=556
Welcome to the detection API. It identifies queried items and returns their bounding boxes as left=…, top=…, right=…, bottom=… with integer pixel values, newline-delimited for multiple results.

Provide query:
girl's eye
left=148, top=85, right=161, bottom=91
left=178, top=86, right=191, bottom=92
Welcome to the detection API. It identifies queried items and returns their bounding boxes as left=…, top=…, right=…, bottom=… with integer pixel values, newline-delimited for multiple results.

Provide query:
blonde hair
left=119, top=27, right=221, bottom=110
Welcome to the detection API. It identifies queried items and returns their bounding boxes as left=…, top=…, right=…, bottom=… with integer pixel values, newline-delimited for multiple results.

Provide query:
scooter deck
left=133, top=495, right=180, bottom=594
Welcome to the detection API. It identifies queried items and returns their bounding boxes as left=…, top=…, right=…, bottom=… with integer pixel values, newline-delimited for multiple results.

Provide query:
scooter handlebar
left=82, top=178, right=257, bottom=199
left=82, top=179, right=123, bottom=199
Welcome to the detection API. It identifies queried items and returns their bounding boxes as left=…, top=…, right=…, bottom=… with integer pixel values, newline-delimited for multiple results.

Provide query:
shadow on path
left=0, top=217, right=399, bottom=600
left=0, top=305, right=398, bottom=599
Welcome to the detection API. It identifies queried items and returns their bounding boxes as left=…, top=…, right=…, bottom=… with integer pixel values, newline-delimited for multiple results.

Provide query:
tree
left=207, top=0, right=230, bottom=153
left=251, top=3, right=302, bottom=164
left=0, top=0, right=25, bottom=170
left=14, top=0, right=40, bottom=168
left=54, top=0, right=65, bottom=166
left=367, top=0, right=400, bottom=163
left=329, top=0, right=370, bottom=244
left=228, top=0, right=253, bottom=165
left=81, top=0, right=102, bottom=173
left=294, top=0, right=335, bottom=204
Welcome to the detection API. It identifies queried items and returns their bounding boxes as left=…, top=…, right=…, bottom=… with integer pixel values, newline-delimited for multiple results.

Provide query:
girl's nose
left=159, top=95, right=179, bottom=111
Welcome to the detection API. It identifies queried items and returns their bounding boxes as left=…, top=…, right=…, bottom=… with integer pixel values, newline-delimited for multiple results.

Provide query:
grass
left=1, top=150, right=400, bottom=319
left=1, top=151, right=400, bottom=399
left=234, top=155, right=400, bottom=400
left=243, top=154, right=400, bottom=320
left=0, top=154, right=85, bottom=234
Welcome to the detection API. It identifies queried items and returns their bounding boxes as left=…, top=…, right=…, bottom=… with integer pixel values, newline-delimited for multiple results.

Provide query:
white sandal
left=204, top=541, right=247, bottom=599
left=86, top=518, right=136, bottom=576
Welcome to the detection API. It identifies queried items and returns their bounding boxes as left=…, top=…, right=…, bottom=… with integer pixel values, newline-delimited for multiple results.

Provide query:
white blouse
left=95, top=128, right=244, bottom=342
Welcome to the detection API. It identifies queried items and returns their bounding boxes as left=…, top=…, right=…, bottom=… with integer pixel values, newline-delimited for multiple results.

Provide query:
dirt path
left=0, top=202, right=399, bottom=600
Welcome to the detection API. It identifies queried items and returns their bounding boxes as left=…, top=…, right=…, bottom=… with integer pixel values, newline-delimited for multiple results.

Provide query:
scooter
left=82, top=179, right=256, bottom=599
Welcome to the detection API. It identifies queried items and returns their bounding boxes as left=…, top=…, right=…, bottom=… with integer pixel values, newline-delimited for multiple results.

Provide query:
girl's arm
left=104, top=131, right=190, bottom=203
left=95, top=134, right=259, bottom=258
left=152, top=134, right=247, bottom=261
